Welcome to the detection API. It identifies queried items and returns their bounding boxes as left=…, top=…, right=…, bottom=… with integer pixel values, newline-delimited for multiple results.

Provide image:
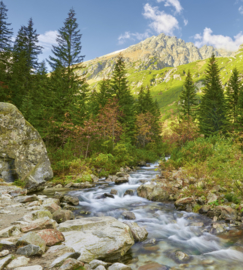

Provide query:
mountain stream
left=68, top=163, right=243, bottom=270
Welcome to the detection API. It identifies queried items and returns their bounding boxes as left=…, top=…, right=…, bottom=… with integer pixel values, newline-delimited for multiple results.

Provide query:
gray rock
left=0, top=250, right=9, bottom=257
left=124, top=189, right=134, bottom=196
left=207, top=193, right=218, bottom=204
left=53, top=209, right=75, bottom=223
left=122, top=211, right=136, bottom=220
left=110, top=189, right=118, bottom=195
left=0, top=255, right=12, bottom=270
left=6, top=256, right=30, bottom=269
left=123, top=221, right=148, bottom=242
left=0, top=225, right=21, bottom=238
left=137, top=183, right=169, bottom=202
left=96, top=193, right=114, bottom=199
left=62, top=195, right=79, bottom=206
left=0, top=102, right=53, bottom=192
left=95, top=266, right=106, bottom=270
left=42, top=244, right=75, bottom=258
left=108, top=263, right=131, bottom=270
left=15, top=195, right=38, bottom=203
left=89, top=259, right=109, bottom=269
left=17, top=244, right=43, bottom=256
left=59, top=258, right=82, bottom=270
left=115, top=177, right=129, bottom=184
left=17, top=232, right=46, bottom=253
left=50, top=252, right=81, bottom=268
left=59, top=217, right=134, bottom=262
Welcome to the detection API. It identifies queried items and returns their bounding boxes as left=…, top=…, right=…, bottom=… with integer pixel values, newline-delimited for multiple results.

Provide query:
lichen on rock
left=0, top=102, right=53, bottom=192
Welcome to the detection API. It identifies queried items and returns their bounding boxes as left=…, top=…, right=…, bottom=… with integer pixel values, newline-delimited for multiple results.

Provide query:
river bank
left=0, top=163, right=243, bottom=269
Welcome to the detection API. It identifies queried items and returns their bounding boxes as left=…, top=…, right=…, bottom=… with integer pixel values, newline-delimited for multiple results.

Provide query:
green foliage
left=0, top=1, right=13, bottom=50
left=225, top=193, right=240, bottom=204
left=13, top=179, right=25, bottom=187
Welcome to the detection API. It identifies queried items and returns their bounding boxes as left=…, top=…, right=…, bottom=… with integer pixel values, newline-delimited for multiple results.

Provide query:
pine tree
left=179, top=70, right=198, bottom=121
left=226, top=67, right=241, bottom=130
left=110, top=55, right=135, bottom=139
left=0, top=1, right=12, bottom=50
left=48, top=8, right=87, bottom=126
left=199, top=54, right=227, bottom=136
left=48, top=8, right=84, bottom=73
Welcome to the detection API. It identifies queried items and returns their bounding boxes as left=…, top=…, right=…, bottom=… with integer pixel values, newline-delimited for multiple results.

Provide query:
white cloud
left=38, top=30, right=58, bottom=51
left=194, top=28, right=243, bottom=51
left=239, top=6, right=243, bottom=14
left=184, top=19, right=188, bottom=26
left=143, top=3, right=179, bottom=35
left=157, top=0, right=183, bottom=13
left=118, top=30, right=151, bottom=44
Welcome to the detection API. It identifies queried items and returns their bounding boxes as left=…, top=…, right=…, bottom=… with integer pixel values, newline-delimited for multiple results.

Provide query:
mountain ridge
left=75, top=33, right=235, bottom=83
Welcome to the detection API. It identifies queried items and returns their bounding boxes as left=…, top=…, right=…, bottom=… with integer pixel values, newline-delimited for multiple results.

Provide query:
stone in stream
left=96, top=193, right=115, bottom=199
left=0, top=102, right=53, bottom=193
left=174, top=197, right=194, bottom=211
left=115, top=177, right=129, bottom=184
left=124, top=189, right=134, bottom=196
left=137, top=183, right=169, bottom=202
left=138, top=262, right=169, bottom=270
left=61, top=195, right=79, bottom=206
left=123, top=221, right=148, bottom=242
left=20, top=217, right=57, bottom=232
left=58, top=216, right=134, bottom=262
left=110, top=189, right=118, bottom=195
left=122, top=211, right=136, bottom=220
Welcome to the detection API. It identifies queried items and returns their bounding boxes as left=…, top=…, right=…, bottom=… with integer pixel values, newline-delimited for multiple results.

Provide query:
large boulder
left=58, top=216, right=134, bottom=262
left=0, top=103, right=53, bottom=192
left=137, top=183, right=169, bottom=202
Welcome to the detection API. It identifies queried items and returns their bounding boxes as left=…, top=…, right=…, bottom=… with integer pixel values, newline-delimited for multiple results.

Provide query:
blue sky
left=4, top=0, right=243, bottom=66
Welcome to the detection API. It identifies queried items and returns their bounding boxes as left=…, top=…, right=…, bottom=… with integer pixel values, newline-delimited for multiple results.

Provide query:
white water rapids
left=68, top=163, right=243, bottom=270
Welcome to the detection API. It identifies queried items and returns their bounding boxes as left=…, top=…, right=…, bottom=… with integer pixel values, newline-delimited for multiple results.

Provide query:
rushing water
left=68, top=163, right=243, bottom=270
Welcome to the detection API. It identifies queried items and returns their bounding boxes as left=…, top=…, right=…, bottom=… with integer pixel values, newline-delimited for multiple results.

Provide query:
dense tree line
left=179, top=53, right=243, bottom=137
left=0, top=2, right=161, bottom=162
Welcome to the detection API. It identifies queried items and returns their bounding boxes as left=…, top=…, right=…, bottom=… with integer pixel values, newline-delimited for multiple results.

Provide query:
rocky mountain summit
left=77, top=33, right=234, bottom=82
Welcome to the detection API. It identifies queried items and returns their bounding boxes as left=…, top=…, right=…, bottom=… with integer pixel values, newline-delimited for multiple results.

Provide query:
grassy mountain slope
left=84, top=45, right=243, bottom=121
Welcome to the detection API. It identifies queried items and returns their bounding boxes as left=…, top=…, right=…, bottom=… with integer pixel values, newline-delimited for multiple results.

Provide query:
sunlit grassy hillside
left=87, top=46, right=243, bottom=121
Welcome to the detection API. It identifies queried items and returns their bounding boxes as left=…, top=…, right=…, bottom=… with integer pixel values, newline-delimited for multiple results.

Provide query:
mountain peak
left=80, top=33, right=234, bottom=82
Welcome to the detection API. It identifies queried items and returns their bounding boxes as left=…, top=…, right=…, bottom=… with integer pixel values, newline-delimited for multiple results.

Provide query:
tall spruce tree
left=110, top=55, right=135, bottom=139
left=0, top=1, right=12, bottom=50
left=226, top=67, right=241, bottom=130
left=48, top=8, right=87, bottom=125
left=137, top=86, right=156, bottom=115
left=199, top=54, right=227, bottom=136
left=179, top=70, right=198, bottom=121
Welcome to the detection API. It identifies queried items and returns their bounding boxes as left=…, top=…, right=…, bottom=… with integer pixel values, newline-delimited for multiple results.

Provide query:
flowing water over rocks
left=68, top=163, right=243, bottom=270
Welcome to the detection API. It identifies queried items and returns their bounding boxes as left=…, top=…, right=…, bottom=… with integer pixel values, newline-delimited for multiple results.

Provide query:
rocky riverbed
left=0, top=163, right=243, bottom=270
